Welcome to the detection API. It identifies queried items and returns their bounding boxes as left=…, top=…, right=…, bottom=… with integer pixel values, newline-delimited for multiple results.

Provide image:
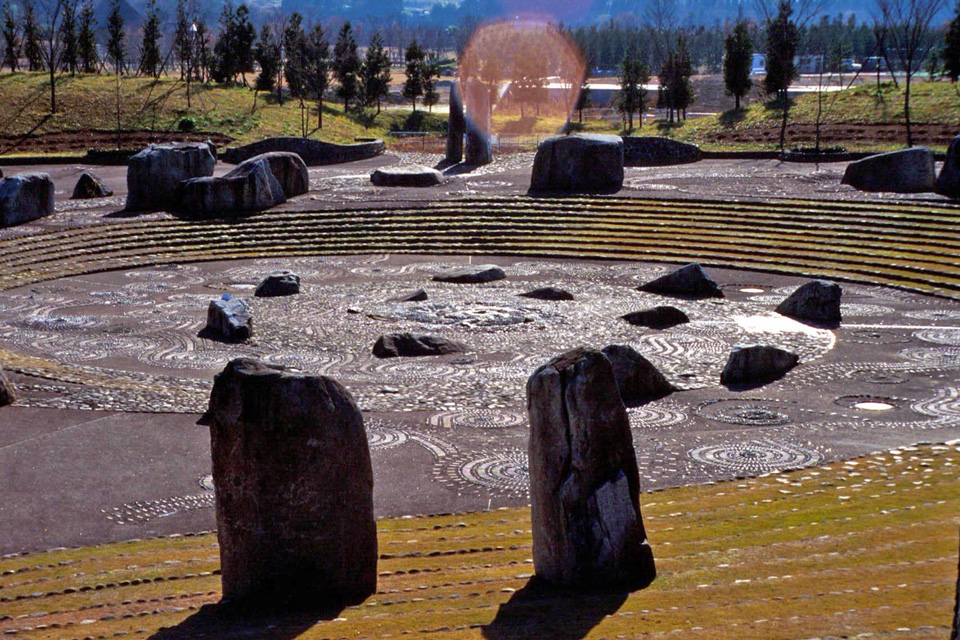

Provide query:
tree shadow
left=718, top=107, right=748, bottom=127
left=148, top=599, right=345, bottom=640
left=481, top=577, right=632, bottom=640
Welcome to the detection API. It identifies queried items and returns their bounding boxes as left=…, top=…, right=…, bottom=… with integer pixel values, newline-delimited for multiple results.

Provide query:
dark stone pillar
left=208, top=358, right=377, bottom=605
left=445, top=81, right=465, bottom=164
left=464, top=80, right=492, bottom=166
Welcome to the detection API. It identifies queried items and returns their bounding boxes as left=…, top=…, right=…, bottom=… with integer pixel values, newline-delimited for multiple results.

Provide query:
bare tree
left=37, top=0, right=66, bottom=113
left=876, top=0, right=948, bottom=146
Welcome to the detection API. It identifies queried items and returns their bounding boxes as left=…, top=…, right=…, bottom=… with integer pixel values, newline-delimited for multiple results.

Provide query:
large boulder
left=206, top=297, right=253, bottom=341
left=622, top=137, right=702, bottom=167
left=776, top=280, right=842, bottom=326
left=720, top=344, right=799, bottom=387
left=621, top=305, right=690, bottom=330
left=255, top=270, right=301, bottom=297
left=601, top=344, right=674, bottom=405
left=841, top=147, right=935, bottom=193
left=637, top=263, right=724, bottom=299
left=527, top=348, right=656, bottom=588
left=519, top=286, right=574, bottom=301
left=236, top=151, right=309, bottom=198
left=433, top=264, right=506, bottom=284
left=179, top=157, right=286, bottom=217
left=71, top=171, right=113, bottom=199
left=372, top=332, right=468, bottom=358
left=0, top=365, right=16, bottom=407
left=0, top=173, right=54, bottom=227
left=370, top=165, right=445, bottom=187
left=530, top=134, right=624, bottom=193
left=208, top=358, right=377, bottom=604
left=126, top=142, right=216, bottom=211
left=936, top=134, right=960, bottom=198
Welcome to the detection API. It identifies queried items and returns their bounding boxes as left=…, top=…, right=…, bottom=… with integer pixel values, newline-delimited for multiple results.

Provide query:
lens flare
left=457, top=19, right=586, bottom=136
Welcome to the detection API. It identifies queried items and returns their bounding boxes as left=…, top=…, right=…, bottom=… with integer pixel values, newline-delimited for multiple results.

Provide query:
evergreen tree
left=402, top=39, right=425, bottom=111
left=138, top=0, right=161, bottom=78
left=305, top=22, right=329, bottom=127
left=22, top=0, right=43, bottom=71
left=670, top=34, right=694, bottom=119
left=617, top=46, right=647, bottom=130
left=944, top=1, right=960, bottom=82
left=360, top=31, right=390, bottom=113
left=422, top=52, right=440, bottom=112
left=254, top=23, right=278, bottom=93
left=575, top=74, right=591, bottom=123
left=77, top=0, right=96, bottom=73
left=232, top=3, right=255, bottom=84
left=723, top=19, right=752, bottom=110
left=764, top=0, right=797, bottom=102
left=105, top=0, right=125, bottom=74
left=282, top=12, right=306, bottom=99
left=332, top=21, right=359, bottom=111
left=194, top=18, right=210, bottom=82
left=60, top=0, right=78, bottom=74
left=2, top=2, right=19, bottom=73
left=210, top=3, right=236, bottom=83
left=173, top=0, right=192, bottom=79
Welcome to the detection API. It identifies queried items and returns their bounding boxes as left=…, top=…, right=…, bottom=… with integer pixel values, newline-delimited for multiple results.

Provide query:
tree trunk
left=905, top=71, right=913, bottom=147
left=49, top=65, right=56, bottom=113
left=735, top=94, right=740, bottom=110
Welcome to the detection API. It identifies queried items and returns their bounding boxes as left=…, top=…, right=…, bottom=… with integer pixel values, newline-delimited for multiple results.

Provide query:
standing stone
left=126, top=142, right=217, bottom=211
left=775, top=280, right=842, bottom=325
left=530, top=134, right=625, bottom=193
left=71, top=171, right=113, bottom=199
left=0, top=365, right=16, bottom=407
left=0, top=173, right=55, bottom=227
left=208, top=358, right=377, bottom=604
left=206, top=298, right=253, bottom=341
left=464, top=79, right=493, bottom=166
left=841, top=147, right=935, bottom=193
left=937, top=134, right=960, bottom=199
left=527, top=348, right=656, bottom=588
left=600, top=344, right=674, bottom=405
left=446, top=81, right=465, bottom=164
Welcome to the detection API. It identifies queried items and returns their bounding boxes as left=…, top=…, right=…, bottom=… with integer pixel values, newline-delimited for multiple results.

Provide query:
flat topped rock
left=0, top=365, right=15, bottom=407
left=638, top=263, right=724, bottom=299
left=721, top=344, right=799, bottom=387
left=842, top=147, right=935, bottom=193
left=71, top=171, right=113, bottom=199
left=372, top=332, right=468, bottom=358
left=601, top=344, right=674, bottom=405
left=519, top=286, right=574, bottom=301
left=370, top=165, right=445, bottom=187
left=432, top=264, right=506, bottom=284
left=393, top=289, right=428, bottom=302
left=776, top=280, right=842, bottom=326
left=126, top=142, right=216, bottom=211
left=206, top=298, right=253, bottom=341
left=621, top=305, right=690, bottom=330
left=530, top=133, right=624, bottom=193
left=255, top=270, right=301, bottom=297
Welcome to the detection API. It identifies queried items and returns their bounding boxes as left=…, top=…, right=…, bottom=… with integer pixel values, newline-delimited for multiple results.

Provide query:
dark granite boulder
left=936, top=134, right=960, bottom=198
left=236, top=151, right=309, bottom=198
left=126, top=142, right=216, bottom=211
left=433, top=264, right=506, bottom=284
left=527, top=347, right=656, bottom=588
left=776, top=280, right=842, bottom=326
left=530, top=134, right=624, bottom=193
left=372, top=332, right=468, bottom=358
left=622, top=136, right=702, bottom=167
left=638, top=263, right=724, bottom=299
left=621, top=305, right=690, bottom=329
left=841, top=147, right=935, bottom=193
left=206, top=298, right=253, bottom=341
left=71, top=171, right=113, bottom=199
left=370, top=165, right=445, bottom=187
left=720, top=344, right=799, bottom=386
left=601, top=344, right=674, bottom=405
left=519, top=286, right=574, bottom=301
left=0, top=173, right=54, bottom=227
left=179, top=157, right=286, bottom=216
left=255, top=270, right=301, bottom=297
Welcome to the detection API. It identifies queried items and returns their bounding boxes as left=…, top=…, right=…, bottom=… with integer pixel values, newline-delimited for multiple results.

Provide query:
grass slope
left=1, top=443, right=958, bottom=639
left=0, top=72, right=446, bottom=146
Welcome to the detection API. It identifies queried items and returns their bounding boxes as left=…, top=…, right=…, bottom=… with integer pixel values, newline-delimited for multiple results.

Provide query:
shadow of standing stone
left=207, top=358, right=377, bottom=606
left=527, top=348, right=656, bottom=589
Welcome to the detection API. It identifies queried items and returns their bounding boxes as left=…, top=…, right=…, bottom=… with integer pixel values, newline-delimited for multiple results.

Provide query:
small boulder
left=936, top=134, right=960, bottom=198
left=601, top=344, right=674, bottom=405
left=720, top=344, right=799, bottom=387
left=0, top=365, right=16, bottom=407
left=179, top=157, right=286, bottom=216
left=519, top=286, right=574, bottom=301
left=841, top=147, right=935, bottom=193
left=621, top=305, right=690, bottom=330
left=370, top=165, right=445, bottom=187
left=530, top=134, right=624, bottom=193
left=126, top=142, right=216, bottom=211
left=775, top=280, right=842, bottom=326
left=255, top=270, right=301, bottom=297
left=71, top=171, right=113, bottom=199
left=0, top=173, right=54, bottom=227
left=527, top=347, right=656, bottom=588
left=236, top=151, right=309, bottom=198
left=394, top=289, right=428, bottom=302
left=638, top=263, right=723, bottom=299
left=207, top=298, right=253, bottom=341
left=372, top=332, right=468, bottom=358
left=433, top=264, right=506, bottom=284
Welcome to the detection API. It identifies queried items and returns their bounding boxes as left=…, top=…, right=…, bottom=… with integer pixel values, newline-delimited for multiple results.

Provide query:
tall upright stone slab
left=446, top=81, right=465, bottom=164
left=527, top=348, right=656, bottom=588
left=464, top=79, right=493, bottom=166
left=208, top=358, right=377, bottom=605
